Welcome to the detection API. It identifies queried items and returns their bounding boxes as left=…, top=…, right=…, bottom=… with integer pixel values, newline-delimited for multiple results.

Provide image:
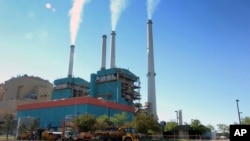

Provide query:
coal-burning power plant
left=16, top=19, right=158, bottom=130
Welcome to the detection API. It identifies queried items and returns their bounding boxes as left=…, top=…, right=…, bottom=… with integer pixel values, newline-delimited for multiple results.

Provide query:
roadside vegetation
left=0, top=112, right=250, bottom=140
left=72, top=112, right=161, bottom=134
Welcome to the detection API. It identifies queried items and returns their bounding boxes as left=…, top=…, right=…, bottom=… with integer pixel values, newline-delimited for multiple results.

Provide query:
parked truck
left=17, top=128, right=61, bottom=141
left=93, top=126, right=140, bottom=141
left=41, top=130, right=62, bottom=140
left=17, top=132, right=32, bottom=140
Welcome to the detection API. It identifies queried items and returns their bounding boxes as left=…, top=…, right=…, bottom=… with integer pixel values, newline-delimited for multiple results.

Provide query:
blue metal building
left=17, top=68, right=141, bottom=130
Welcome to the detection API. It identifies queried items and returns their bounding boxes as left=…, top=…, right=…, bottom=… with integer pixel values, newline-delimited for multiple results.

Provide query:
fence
left=139, top=134, right=229, bottom=141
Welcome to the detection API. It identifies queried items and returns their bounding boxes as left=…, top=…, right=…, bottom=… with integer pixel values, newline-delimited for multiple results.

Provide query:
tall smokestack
left=68, top=45, right=75, bottom=78
left=147, top=19, right=157, bottom=118
left=179, top=110, right=183, bottom=125
left=101, top=35, right=107, bottom=70
left=110, top=31, right=116, bottom=68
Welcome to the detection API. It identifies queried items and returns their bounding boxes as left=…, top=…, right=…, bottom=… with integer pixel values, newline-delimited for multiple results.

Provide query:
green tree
left=123, top=122, right=133, bottom=128
left=18, top=123, right=28, bottom=134
left=93, top=115, right=109, bottom=130
left=110, top=112, right=127, bottom=126
left=30, top=119, right=39, bottom=132
left=242, top=116, right=250, bottom=125
left=132, top=112, right=161, bottom=134
left=164, top=121, right=177, bottom=132
left=0, top=125, right=2, bottom=134
left=216, top=123, right=229, bottom=136
left=96, top=115, right=109, bottom=124
left=3, top=113, right=15, bottom=140
left=190, top=119, right=210, bottom=136
left=190, top=119, right=201, bottom=131
left=73, top=114, right=96, bottom=132
left=206, top=124, right=215, bottom=131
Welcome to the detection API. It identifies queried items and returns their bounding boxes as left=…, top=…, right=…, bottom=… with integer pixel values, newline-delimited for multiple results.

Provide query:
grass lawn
left=0, top=135, right=15, bottom=140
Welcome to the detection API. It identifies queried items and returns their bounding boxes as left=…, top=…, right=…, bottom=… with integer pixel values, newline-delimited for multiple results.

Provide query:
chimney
left=101, top=35, right=107, bottom=70
left=179, top=110, right=183, bottom=125
left=147, top=19, right=157, bottom=118
left=68, top=45, right=75, bottom=78
left=110, top=31, right=116, bottom=68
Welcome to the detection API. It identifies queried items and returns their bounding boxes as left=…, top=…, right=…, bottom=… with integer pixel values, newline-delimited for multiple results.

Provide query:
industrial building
left=17, top=67, right=141, bottom=129
left=16, top=29, right=143, bottom=130
left=16, top=19, right=157, bottom=131
left=0, top=75, right=53, bottom=119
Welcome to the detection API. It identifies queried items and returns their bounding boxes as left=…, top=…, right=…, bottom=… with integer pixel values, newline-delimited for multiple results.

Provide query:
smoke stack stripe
left=110, top=31, right=116, bottom=68
left=101, top=35, right=107, bottom=70
left=68, top=45, right=75, bottom=78
left=147, top=19, right=157, bottom=118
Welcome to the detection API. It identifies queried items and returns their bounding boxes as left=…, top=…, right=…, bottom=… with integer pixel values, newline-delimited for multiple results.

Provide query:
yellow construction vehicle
left=93, top=126, right=140, bottom=141
left=17, top=128, right=61, bottom=141
left=16, top=132, right=31, bottom=140
left=41, top=130, right=62, bottom=140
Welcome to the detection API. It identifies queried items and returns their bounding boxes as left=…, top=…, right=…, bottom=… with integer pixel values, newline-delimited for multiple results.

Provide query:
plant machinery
left=16, top=132, right=32, bottom=140
left=41, top=130, right=62, bottom=140
left=17, top=128, right=61, bottom=141
left=93, top=126, right=140, bottom=141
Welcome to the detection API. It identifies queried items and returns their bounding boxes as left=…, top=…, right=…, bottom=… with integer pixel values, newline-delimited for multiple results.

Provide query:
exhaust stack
left=68, top=45, right=75, bottom=78
left=101, top=35, right=107, bottom=70
left=147, top=19, right=157, bottom=118
left=110, top=31, right=116, bottom=68
left=179, top=110, right=183, bottom=125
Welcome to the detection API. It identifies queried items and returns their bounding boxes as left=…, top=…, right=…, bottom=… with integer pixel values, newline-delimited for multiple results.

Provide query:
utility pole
left=236, top=99, right=241, bottom=125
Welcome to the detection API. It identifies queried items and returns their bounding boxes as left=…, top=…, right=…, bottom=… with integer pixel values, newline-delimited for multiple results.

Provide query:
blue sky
left=1, top=0, right=250, bottom=130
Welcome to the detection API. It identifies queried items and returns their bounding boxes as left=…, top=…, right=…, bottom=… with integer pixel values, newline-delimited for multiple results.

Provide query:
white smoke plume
left=69, top=0, right=90, bottom=45
left=147, top=0, right=160, bottom=19
left=110, top=0, right=128, bottom=30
